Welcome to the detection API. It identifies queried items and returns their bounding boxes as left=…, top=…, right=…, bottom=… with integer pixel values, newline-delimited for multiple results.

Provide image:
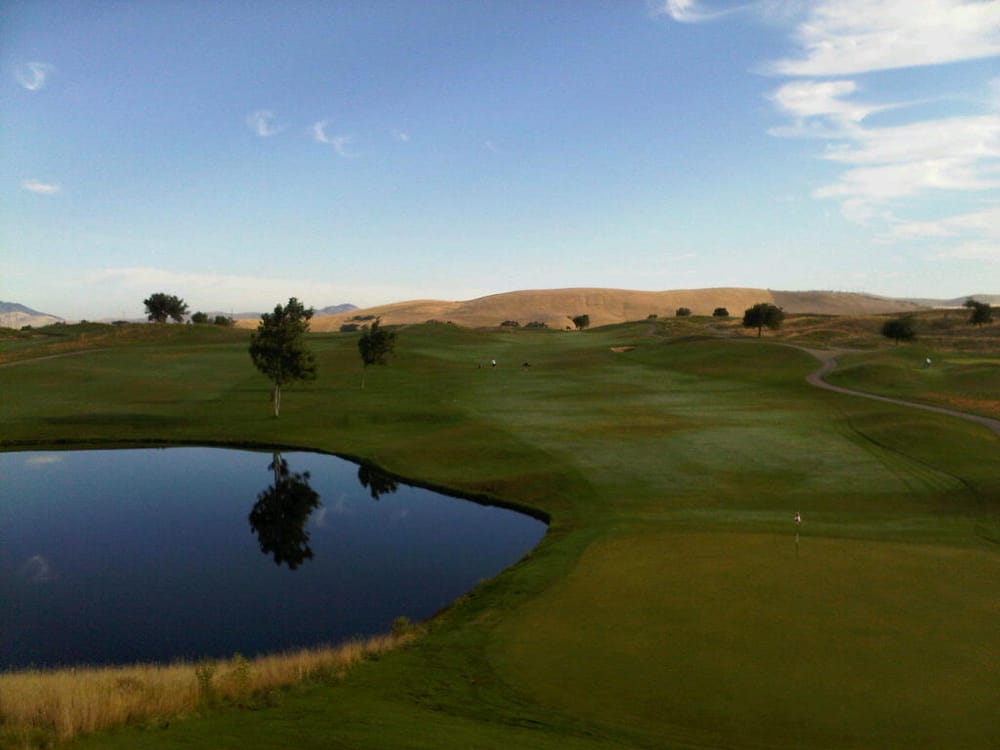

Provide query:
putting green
left=493, top=530, right=1000, bottom=749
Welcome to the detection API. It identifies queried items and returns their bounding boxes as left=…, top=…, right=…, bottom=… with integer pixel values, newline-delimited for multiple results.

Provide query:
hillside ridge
left=295, top=287, right=928, bottom=332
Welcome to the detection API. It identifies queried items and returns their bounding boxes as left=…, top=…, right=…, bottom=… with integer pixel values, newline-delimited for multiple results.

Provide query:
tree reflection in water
left=248, top=453, right=321, bottom=570
left=357, top=462, right=398, bottom=501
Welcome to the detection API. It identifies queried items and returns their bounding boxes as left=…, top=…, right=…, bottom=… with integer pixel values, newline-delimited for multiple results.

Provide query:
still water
left=0, top=448, right=546, bottom=669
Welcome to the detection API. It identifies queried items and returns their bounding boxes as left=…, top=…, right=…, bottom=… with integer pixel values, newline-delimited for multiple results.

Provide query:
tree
left=357, top=317, right=396, bottom=389
left=881, top=318, right=915, bottom=345
left=675, top=307, right=692, bottom=317
left=571, top=314, right=590, bottom=330
left=191, top=311, right=209, bottom=324
left=713, top=307, right=729, bottom=318
left=742, top=303, right=784, bottom=337
left=144, top=293, right=189, bottom=323
left=248, top=298, right=317, bottom=417
left=248, top=453, right=321, bottom=569
left=964, top=299, right=993, bottom=326
left=357, top=463, right=399, bottom=500
left=214, top=315, right=234, bottom=327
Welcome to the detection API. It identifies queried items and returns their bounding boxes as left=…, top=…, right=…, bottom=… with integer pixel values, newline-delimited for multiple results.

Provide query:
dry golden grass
left=230, top=287, right=925, bottom=332
left=0, top=632, right=412, bottom=746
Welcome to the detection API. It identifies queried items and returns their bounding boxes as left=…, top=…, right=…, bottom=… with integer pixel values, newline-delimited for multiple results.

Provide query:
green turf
left=2, top=321, right=998, bottom=749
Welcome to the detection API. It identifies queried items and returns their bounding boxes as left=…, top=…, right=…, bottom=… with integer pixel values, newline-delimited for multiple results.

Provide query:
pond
left=0, top=447, right=547, bottom=669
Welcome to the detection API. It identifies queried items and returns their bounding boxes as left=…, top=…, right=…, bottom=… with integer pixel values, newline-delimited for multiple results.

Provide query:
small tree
left=881, top=318, right=915, bottom=345
left=742, top=303, right=784, bottom=337
left=144, top=293, right=189, bottom=323
left=713, top=307, right=729, bottom=318
left=214, top=315, right=234, bottom=327
left=358, top=317, right=396, bottom=389
left=675, top=307, right=692, bottom=317
left=964, top=299, right=993, bottom=326
left=248, top=298, right=317, bottom=417
left=571, top=314, right=590, bottom=330
left=191, top=311, right=209, bottom=324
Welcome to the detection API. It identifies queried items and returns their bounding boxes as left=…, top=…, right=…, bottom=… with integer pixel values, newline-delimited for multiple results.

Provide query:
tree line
left=142, top=293, right=233, bottom=327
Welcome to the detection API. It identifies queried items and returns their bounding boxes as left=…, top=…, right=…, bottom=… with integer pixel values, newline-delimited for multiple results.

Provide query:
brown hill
left=236, top=288, right=926, bottom=332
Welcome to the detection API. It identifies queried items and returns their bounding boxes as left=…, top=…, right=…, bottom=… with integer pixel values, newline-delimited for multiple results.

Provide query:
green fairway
left=2, top=322, right=998, bottom=749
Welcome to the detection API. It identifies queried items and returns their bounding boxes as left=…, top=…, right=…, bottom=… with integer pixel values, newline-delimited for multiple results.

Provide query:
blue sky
left=2, top=0, right=998, bottom=321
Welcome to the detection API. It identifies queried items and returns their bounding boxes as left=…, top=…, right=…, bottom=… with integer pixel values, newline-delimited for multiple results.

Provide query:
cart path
left=796, top=346, right=1000, bottom=438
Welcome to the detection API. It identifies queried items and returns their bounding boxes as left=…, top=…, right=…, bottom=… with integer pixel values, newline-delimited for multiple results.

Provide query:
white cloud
left=391, top=129, right=411, bottom=142
left=755, top=1, right=1000, bottom=268
left=658, top=0, right=747, bottom=22
left=768, top=79, right=890, bottom=126
left=25, top=454, right=63, bottom=467
left=767, top=0, right=1000, bottom=76
left=246, top=110, right=283, bottom=137
left=19, top=555, right=58, bottom=583
left=21, top=179, right=61, bottom=194
left=81, top=266, right=412, bottom=312
left=312, top=121, right=360, bottom=157
left=15, top=62, right=54, bottom=91
left=937, top=241, right=1000, bottom=261
left=820, top=115, right=1000, bottom=167
left=881, top=204, right=1000, bottom=242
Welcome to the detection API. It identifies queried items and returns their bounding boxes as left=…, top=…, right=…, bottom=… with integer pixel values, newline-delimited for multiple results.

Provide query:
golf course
left=2, top=312, right=998, bottom=749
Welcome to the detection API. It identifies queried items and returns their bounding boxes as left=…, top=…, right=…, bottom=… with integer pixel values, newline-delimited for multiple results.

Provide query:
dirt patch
left=610, top=346, right=635, bottom=353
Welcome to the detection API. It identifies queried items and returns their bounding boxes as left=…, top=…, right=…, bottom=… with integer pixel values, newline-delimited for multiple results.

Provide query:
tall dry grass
left=0, top=631, right=412, bottom=747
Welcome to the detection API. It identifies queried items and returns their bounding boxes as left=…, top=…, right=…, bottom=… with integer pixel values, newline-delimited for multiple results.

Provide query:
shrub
left=713, top=307, right=729, bottom=317
left=675, top=307, right=692, bottom=317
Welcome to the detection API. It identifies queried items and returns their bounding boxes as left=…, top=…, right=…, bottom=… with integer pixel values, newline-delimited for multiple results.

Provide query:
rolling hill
left=260, top=288, right=929, bottom=332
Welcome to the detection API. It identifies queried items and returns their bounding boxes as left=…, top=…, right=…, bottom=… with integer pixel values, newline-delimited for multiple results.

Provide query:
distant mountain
left=903, top=294, right=1000, bottom=308
left=0, top=302, right=64, bottom=329
left=317, top=303, right=357, bottom=315
left=223, top=303, right=356, bottom=321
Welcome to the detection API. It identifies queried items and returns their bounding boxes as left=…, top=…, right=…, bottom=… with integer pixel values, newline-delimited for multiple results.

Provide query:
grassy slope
left=2, top=322, right=998, bottom=749
left=827, top=346, right=1000, bottom=420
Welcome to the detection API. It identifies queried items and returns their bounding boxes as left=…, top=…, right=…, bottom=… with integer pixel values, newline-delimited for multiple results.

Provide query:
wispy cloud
left=19, top=555, right=58, bottom=584
left=391, top=129, right=411, bottom=143
left=25, top=454, right=63, bottom=468
left=770, top=80, right=1000, bottom=221
left=658, top=0, right=747, bottom=23
left=937, top=241, right=1000, bottom=261
left=21, top=179, right=61, bottom=195
left=312, top=121, right=360, bottom=157
left=84, top=267, right=377, bottom=311
left=755, top=0, right=1000, bottom=258
left=765, top=0, right=1000, bottom=76
left=246, top=110, right=284, bottom=137
left=767, top=80, right=893, bottom=128
left=881, top=204, right=1000, bottom=258
left=15, top=61, right=54, bottom=91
